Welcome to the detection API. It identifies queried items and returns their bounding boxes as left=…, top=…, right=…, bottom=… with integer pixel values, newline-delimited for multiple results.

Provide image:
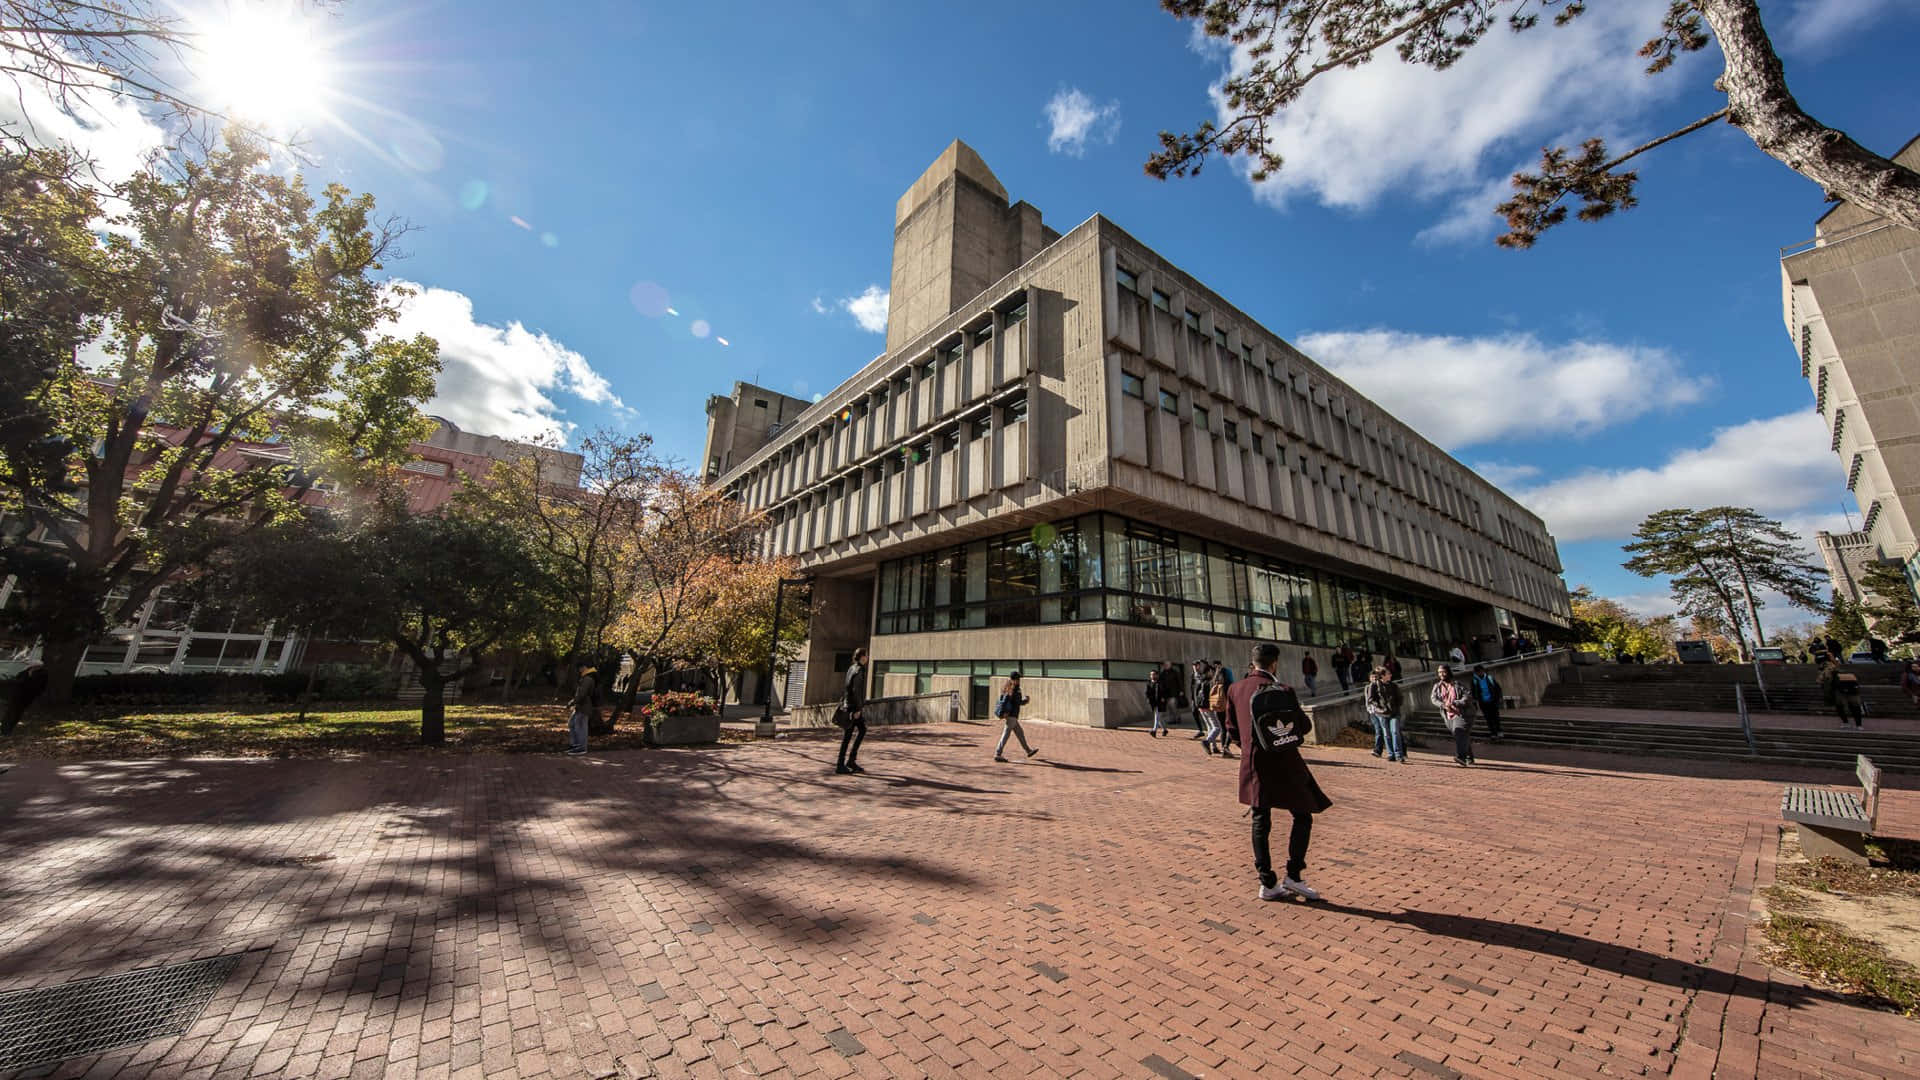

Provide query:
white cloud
left=381, top=280, right=623, bottom=443
left=0, top=42, right=165, bottom=183
left=839, top=285, right=889, bottom=334
left=1193, top=0, right=1696, bottom=231
left=1044, top=87, right=1120, bottom=157
left=809, top=296, right=829, bottom=314
left=1778, top=0, right=1906, bottom=56
left=1470, top=461, right=1541, bottom=488
left=1297, top=329, right=1709, bottom=449
left=1508, top=412, right=1842, bottom=543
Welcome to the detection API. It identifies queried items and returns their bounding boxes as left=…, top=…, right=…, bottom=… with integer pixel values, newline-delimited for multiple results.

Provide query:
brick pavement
left=0, top=723, right=1915, bottom=1079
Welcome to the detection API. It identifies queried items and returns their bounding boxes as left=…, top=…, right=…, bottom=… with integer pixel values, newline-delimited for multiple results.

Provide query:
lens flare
left=540, top=232, right=559, bottom=248
left=388, top=120, right=444, bottom=172
left=628, top=282, right=671, bottom=318
left=690, top=320, right=711, bottom=339
left=457, top=180, right=489, bottom=211
left=510, top=215, right=532, bottom=231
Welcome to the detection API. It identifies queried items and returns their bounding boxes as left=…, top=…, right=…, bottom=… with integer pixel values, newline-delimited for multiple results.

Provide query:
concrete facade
left=711, top=141, right=1570, bottom=724
left=1781, top=135, right=1920, bottom=596
left=700, top=382, right=812, bottom=483
left=1814, top=528, right=1878, bottom=608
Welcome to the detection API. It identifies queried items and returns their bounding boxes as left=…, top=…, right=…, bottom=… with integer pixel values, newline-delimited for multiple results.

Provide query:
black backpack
left=1247, top=681, right=1309, bottom=754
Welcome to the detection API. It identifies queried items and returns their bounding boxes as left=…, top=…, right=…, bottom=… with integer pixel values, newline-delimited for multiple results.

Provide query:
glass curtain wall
left=875, top=513, right=1465, bottom=659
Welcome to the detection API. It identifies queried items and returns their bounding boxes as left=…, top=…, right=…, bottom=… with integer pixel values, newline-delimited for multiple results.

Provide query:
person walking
left=992, top=670, right=1039, bottom=761
left=1189, top=660, right=1212, bottom=739
left=1470, top=664, right=1504, bottom=740
left=1149, top=661, right=1183, bottom=737
left=1225, top=642, right=1332, bottom=902
left=566, top=662, right=599, bottom=755
left=1300, top=652, right=1319, bottom=697
left=1333, top=645, right=1353, bottom=693
left=1202, top=665, right=1234, bottom=755
left=1828, top=660, right=1865, bottom=729
left=1902, top=660, right=1920, bottom=710
left=1448, top=642, right=1466, bottom=665
left=1363, top=667, right=1405, bottom=762
left=1431, top=664, right=1473, bottom=765
left=1383, top=654, right=1402, bottom=682
left=835, top=647, right=870, bottom=774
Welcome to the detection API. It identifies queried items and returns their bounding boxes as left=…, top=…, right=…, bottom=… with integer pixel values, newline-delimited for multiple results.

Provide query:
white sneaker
left=1281, top=876, right=1322, bottom=901
left=1257, top=882, right=1289, bottom=901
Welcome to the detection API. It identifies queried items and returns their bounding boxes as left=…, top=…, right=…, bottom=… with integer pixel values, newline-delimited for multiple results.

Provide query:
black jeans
left=1251, top=807, right=1313, bottom=885
left=1453, top=726, right=1474, bottom=761
left=1480, top=702, right=1502, bottom=737
left=836, top=719, right=866, bottom=766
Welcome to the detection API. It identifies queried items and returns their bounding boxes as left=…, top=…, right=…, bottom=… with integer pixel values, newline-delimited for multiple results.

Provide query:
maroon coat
left=1225, top=668, right=1333, bottom=815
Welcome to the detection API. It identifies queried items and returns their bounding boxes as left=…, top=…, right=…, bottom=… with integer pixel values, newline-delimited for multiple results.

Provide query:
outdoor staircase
left=1541, top=663, right=1915, bottom=717
left=1399, top=712, right=1920, bottom=773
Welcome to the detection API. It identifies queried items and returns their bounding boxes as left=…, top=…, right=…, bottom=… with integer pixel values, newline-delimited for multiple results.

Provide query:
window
left=1184, top=309, right=1201, bottom=332
left=753, top=399, right=768, bottom=409
left=1242, top=344, right=1253, bottom=363
left=1116, top=267, right=1138, bottom=294
left=1121, top=372, right=1144, bottom=399
left=1223, top=420, right=1239, bottom=445
left=974, top=322, right=994, bottom=341
left=940, top=429, right=959, bottom=453
left=1214, top=327, right=1228, bottom=347
left=1192, top=405, right=1210, bottom=432
left=1004, top=395, right=1028, bottom=424
left=947, top=342, right=965, bottom=364
left=1003, top=302, right=1027, bottom=325
left=1251, top=433, right=1263, bottom=454
left=1159, top=389, right=1179, bottom=414
left=1151, top=289, right=1171, bottom=313
left=920, top=363, right=936, bottom=381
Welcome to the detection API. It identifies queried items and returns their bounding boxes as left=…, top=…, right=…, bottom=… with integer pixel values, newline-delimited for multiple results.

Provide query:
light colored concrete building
left=712, top=141, right=1570, bottom=724
left=701, top=382, right=812, bottom=483
left=1782, top=135, right=1920, bottom=602
left=1814, top=528, right=1878, bottom=609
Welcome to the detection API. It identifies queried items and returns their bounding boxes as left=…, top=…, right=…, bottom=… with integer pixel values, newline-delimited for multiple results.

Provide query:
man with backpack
left=992, top=670, right=1039, bottom=762
left=1225, top=642, right=1333, bottom=902
left=1470, top=664, right=1503, bottom=740
left=834, top=648, right=869, bottom=775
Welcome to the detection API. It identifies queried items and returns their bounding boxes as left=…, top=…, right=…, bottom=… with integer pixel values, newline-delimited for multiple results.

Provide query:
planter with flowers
left=641, top=691, right=721, bottom=746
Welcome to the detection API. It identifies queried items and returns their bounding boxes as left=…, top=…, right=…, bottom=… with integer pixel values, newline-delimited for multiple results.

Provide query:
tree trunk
left=298, top=662, right=320, bottom=721
left=38, top=633, right=89, bottom=706
left=420, top=669, right=446, bottom=745
left=501, top=654, right=515, bottom=703
left=1702, top=0, right=1920, bottom=233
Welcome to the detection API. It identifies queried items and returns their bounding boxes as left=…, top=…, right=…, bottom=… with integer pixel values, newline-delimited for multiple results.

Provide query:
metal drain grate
left=0, top=952, right=244, bottom=1071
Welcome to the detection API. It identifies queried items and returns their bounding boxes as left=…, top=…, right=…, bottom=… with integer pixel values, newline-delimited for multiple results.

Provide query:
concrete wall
left=789, top=691, right=961, bottom=728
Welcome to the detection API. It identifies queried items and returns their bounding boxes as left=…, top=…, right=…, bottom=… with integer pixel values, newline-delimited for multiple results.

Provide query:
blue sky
left=23, top=0, right=1920, bottom=623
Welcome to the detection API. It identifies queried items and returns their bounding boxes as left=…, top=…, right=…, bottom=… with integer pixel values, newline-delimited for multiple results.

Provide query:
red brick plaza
left=1, top=722, right=1914, bottom=1079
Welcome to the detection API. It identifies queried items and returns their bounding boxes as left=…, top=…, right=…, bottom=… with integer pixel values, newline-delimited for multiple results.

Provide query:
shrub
left=307, top=663, right=395, bottom=701
left=67, top=665, right=395, bottom=706
left=640, top=691, right=717, bottom=723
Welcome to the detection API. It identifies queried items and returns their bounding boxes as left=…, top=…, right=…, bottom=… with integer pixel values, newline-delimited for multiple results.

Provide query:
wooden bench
left=1781, top=755, right=1881, bottom=865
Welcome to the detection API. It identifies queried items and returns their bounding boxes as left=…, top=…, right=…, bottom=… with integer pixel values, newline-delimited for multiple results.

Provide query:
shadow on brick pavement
left=0, top=721, right=1915, bottom=1079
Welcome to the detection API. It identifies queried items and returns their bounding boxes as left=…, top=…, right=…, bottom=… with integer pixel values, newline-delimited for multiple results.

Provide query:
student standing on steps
left=1225, top=642, right=1332, bottom=902
left=834, top=648, right=869, bottom=775
left=992, top=670, right=1039, bottom=762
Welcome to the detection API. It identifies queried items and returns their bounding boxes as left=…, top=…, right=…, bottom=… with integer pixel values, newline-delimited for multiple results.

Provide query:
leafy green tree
left=1859, top=560, right=1920, bottom=643
left=1567, top=585, right=1675, bottom=662
left=210, top=502, right=559, bottom=743
left=1150, top=1, right=1920, bottom=246
left=1824, top=591, right=1868, bottom=653
left=1623, top=507, right=1825, bottom=655
left=0, top=134, right=438, bottom=704
left=457, top=430, right=666, bottom=690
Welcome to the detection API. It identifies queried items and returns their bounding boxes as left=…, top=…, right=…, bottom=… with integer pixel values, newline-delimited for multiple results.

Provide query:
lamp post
left=759, top=575, right=812, bottom=737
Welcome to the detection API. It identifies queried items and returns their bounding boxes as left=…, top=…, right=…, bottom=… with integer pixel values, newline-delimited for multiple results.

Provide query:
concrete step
left=1399, top=715, right=1920, bottom=772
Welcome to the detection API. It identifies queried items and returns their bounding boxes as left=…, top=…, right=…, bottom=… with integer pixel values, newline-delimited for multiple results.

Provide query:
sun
left=192, top=2, right=335, bottom=126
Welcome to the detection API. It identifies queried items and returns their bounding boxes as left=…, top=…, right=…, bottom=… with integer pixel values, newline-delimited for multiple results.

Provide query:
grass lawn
left=0, top=701, right=729, bottom=759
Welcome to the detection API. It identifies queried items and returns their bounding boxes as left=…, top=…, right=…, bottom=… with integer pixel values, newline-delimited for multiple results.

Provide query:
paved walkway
left=1, top=724, right=1916, bottom=1079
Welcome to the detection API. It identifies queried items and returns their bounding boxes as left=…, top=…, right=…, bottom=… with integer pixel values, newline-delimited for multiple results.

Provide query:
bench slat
left=1780, top=785, right=1870, bottom=833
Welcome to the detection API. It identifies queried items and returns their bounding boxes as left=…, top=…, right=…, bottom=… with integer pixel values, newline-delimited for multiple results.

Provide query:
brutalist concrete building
left=710, top=141, right=1570, bottom=724
left=1782, top=135, right=1920, bottom=604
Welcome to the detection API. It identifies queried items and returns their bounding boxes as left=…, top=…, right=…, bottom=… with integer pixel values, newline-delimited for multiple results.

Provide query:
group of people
left=1299, top=646, right=1404, bottom=697
left=1142, top=659, right=1243, bottom=756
